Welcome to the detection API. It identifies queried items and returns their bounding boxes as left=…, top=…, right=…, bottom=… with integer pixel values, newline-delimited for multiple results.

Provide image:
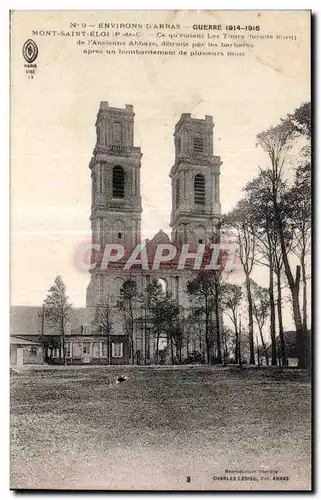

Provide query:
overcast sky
left=11, top=11, right=310, bottom=332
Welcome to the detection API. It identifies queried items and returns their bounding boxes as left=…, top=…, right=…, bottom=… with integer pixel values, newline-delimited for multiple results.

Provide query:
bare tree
left=223, top=199, right=257, bottom=364
left=285, top=163, right=311, bottom=334
left=117, top=279, right=137, bottom=365
left=221, top=282, right=243, bottom=364
left=95, top=297, right=114, bottom=364
left=144, top=279, right=164, bottom=365
left=38, top=303, right=47, bottom=363
left=187, top=271, right=220, bottom=364
left=43, top=276, right=72, bottom=366
left=286, top=101, right=311, bottom=339
left=143, top=279, right=180, bottom=365
left=256, top=112, right=310, bottom=368
left=187, top=306, right=205, bottom=356
left=272, top=246, right=288, bottom=366
left=221, top=325, right=234, bottom=363
left=244, top=178, right=278, bottom=366
left=250, top=279, right=270, bottom=366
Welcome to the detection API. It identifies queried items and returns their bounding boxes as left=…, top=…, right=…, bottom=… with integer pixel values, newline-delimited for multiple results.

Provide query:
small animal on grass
left=109, top=375, right=129, bottom=388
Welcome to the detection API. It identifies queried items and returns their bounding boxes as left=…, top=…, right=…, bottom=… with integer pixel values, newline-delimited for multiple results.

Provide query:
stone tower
left=86, top=102, right=142, bottom=308
left=170, top=113, right=222, bottom=247
left=89, top=102, right=142, bottom=253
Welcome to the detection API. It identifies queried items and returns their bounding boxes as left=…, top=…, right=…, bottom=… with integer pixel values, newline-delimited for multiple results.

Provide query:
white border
left=2, top=2, right=317, bottom=499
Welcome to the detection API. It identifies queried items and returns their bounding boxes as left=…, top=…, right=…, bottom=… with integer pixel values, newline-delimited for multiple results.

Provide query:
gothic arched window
left=157, top=278, right=167, bottom=294
left=113, top=166, right=125, bottom=198
left=112, top=122, right=122, bottom=146
left=194, top=174, right=205, bottom=204
left=176, top=178, right=180, bottom=208
left=113, top=277, right=125, bottom=298
left=193, top=133, right=204, bottom=153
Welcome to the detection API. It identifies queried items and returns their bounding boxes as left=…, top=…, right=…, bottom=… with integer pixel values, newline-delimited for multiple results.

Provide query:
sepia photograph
left=10, top=10, right=311, bottom=491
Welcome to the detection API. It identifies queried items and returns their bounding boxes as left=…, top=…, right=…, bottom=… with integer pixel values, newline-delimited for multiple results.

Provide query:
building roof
left=263, top=330, right=311, bottom=358
left=10, top=336, right=42, bottom=346
left=146, top=229, right=171, bottom=248
left=10, top=306, right=96, bottom=337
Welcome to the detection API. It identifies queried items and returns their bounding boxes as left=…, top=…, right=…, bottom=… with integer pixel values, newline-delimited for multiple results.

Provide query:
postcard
left=10, top=10, right=311, bottom=491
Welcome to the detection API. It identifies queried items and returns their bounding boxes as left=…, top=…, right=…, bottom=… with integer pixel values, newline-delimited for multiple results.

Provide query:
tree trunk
left=41, top=306, right=46, bottom=363
left=198, top=321, right=202, bottom=352
left=130, top=330, right=135, bottom=365
left=273, top=200, right=306, bottom=368
left=61, top=317, right=66, bottom=366
left=287, top=272, right=306, bottom=368
left=257, top=345, right=260, bottom=366
left=205, top=297, right=210, bottom=364
left=107, top=333, right=111, bottom=365
left=224, top=339, right=228, bottom=362
left=233, top=311, right=239, bottom=364
left=205, top=335, right=210, bottom=364
left=268, top=255, right=277, bottom=366
left=156, top=332, right=160, bottom=365
left=63, top=337, right=67, bottom=366
left=276, top=266, right=287, bottom=367
left=258, top=324, right=269, bottom=366
left=300, top=254, right=310, bottom=368
left=144, top=303, right=147, bottom=365
left=292, top=265, right=307, bottom=368
left=245, top=275, right=255, bottom=364
left=214, top=279, right=222, bottom=364
left=170, top=336, right=174, bottom=365
left=238, top=315, right=242, bottom=368
left=129, top=306, right=135, bottom=365
left=301, top=251, right=308, bottom=333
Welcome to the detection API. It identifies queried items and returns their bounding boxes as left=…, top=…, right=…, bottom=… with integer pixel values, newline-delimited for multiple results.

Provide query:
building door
left=16, top=347, right=24, bottom=366
left=82, top=341, right=91, bottom=364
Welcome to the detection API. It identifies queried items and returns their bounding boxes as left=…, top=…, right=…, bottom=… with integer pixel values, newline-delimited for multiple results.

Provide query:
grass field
left=10, top=365, right=311, bottom=491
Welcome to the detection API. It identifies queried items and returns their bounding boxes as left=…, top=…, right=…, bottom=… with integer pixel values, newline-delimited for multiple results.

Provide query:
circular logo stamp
left=22, top=39, right=38, bottom=64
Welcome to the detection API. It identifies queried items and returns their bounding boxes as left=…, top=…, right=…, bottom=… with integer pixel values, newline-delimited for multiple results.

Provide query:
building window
left=92, top=342, right=100, bottom=358
left=157, top=278, right=167, bottom=294
left=82, top=324, right=91, bottom=335
left=194, top=174, right=205, bottom=204
left=112, top=342, right=123, bottom=358
left=118, top=232, right=122, bottom=239
left=112, top=165, right=125, bottom=198
left=112, top=122, right=122, bottom=146
left=53, top=348, right=60, bottom=358
left=66, top=343, right=71, bottom=358
left=176, top=178, right=180, bottom=208
left=193, top=134, right=204, bottom=153
left=30, top=346, right=37, bottom=355
left=101, top=341, right=108, bottom=358
left=198, top=239, right=203, bottom=244
left=83, top=342, right=91, bottom=355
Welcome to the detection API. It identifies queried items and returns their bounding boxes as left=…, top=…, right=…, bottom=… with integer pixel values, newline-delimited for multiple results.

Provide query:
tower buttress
left=86, top=102, right=142, bottom=308
left=90, top=102, right=142, bottom=252
left=170, top=113, right=222, bottom=247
